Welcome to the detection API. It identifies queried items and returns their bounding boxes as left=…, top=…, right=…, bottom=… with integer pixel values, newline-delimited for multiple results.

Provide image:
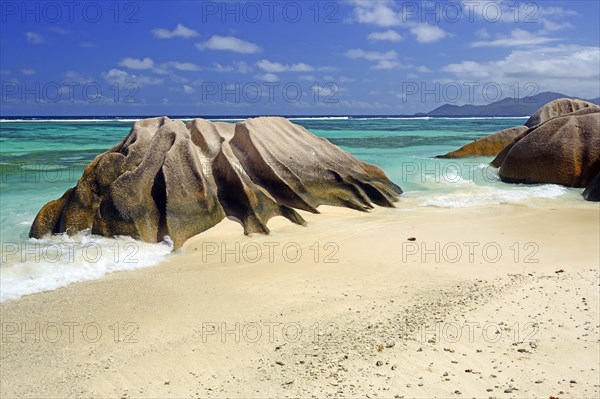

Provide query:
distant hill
left=418, top=92, right=600, bottom=117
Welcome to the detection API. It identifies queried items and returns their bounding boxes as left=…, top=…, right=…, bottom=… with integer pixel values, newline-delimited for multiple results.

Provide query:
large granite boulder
left=436, top=126, right=528, bottom=158
left=524, top=98, right=599, bottom=128
left=494, top=108, right=600, bottom=187
left=30, top=117, right=402, bottom=248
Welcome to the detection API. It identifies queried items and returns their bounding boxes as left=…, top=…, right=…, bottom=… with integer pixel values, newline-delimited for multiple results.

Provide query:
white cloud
left=345, top=49, right=411, bottom=70
left=461, top=1, right=576, bottom=31
left=211, top=62, right=251, bottom=73
left=350, top=1, right=575, bottom=46
left=442, top=61, right=491, bottom=79
left=377, top=60, right=406, bottom=70
left=311, top=83, right=338, bottom=98
left=475, top=28, right=490, bottom=39
left=151, top=62, right=201, bottom=76
left=21, top=68, right=36, bottom=76
left=64, top=71, right=93, bottom=83
left=536, top=6, right=577, bottom=31
left=183, top=85, right=194, bottom=94
left=118, top=57, right=155, bottom=70
left=152, top=24, right=199, bottom=39
left=470, top=29, right=558, bottom=48
left=25, top=32, right=44, bottom=44
left=346, top=49, right=396, bottom=61
left=416, top=65, right=432, bottom=73
left=539, top=20, right=573, bottom=32
left=368, top=30, right=403, bottom=42
left=213, top=64, right=234, bottom=73
left=234, top=61, right=251, bottom=74
left=441, top=45, right=600, bottom=98
left=320, top=75, right=355, bottom=84
left=409, top=23, right=448, bottom=43
left=536, top=5, right=578, bottom=18
left=168, top=74, right=189, bottom=84
left=255, top=73, right=279, bottom=82
left=220, top=83, right=237, bottom=93
left=102, top=69, right=164, bottom=87
left=168, top=62, right=200, bottom=72
left=196, top=35, right=260, bottom=54
left=317, top=66, right=339, bottom=72
left=349, top=2, right=448, bottom=44
left=461, top=0, right=516, bottom=21
left=350, top=1, right=403, bottom=27
left=256, top=60, right=314, bottom=73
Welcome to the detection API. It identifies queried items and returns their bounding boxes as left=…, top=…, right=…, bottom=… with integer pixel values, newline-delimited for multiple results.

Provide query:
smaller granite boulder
left=436, top=126, right=528, bottom=158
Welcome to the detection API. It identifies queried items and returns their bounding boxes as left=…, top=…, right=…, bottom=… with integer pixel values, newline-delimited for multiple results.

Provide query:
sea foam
left=419, top=184, right=568, bottom=208
left=0, top=231, right=173, bottom=302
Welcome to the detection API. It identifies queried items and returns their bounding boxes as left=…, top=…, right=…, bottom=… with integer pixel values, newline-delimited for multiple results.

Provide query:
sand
left=1, top=204, right=599, bottom=398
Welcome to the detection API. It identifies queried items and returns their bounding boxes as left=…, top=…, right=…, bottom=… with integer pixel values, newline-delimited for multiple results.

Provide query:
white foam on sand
left=0, top=231, right=173, bottom=302
left=405, top=163, right=577, bottom=208
left=419, top=184, right=568, bottom=208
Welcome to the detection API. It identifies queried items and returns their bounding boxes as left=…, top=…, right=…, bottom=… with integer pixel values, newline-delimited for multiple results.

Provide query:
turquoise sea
left=0, top=117, right=593, bottom=301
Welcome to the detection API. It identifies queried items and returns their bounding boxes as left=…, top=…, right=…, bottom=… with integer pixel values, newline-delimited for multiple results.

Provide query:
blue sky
left=1, top=0, right=599, bottom=116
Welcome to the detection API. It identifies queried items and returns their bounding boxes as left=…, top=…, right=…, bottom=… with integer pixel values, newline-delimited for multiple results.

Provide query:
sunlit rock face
left=30, top=117, right=402, bottom=248
left=524, top=98, right=599, bottom=128
left=493, top=108, right=600, bottom=189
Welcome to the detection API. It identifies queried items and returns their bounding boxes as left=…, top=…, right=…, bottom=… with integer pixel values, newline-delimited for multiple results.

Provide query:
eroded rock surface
left=495, top=109, right=600, bottom=187
left=436, top=126, right=528, bottom=158
left=524, top=98, right=599, bottom=128
left=30, top=117, right=402, bottom=248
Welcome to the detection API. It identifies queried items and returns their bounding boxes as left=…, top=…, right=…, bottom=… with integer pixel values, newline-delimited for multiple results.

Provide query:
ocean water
left=0, top=117, right=593, bottom=301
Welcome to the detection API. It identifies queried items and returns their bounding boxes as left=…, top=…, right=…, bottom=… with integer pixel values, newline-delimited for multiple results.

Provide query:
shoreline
left=2, top=197, right=596, bottom=303
left=2, top=204, right=599, bottom=397
left=3, top=186, right=595, bottom=303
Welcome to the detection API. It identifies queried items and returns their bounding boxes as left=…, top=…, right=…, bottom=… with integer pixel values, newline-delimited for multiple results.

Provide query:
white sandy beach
left=1, top=203, right=599, bottom=398
left=2, top=0, right=600, bottom=398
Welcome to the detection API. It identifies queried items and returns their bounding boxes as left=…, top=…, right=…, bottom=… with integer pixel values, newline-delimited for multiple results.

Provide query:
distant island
left=416, top=91, right=600, bottom=117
